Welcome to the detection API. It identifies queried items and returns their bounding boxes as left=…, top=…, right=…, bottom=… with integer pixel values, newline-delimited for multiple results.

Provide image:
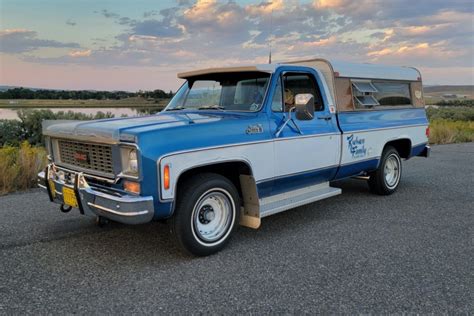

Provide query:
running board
left=260, top=182, right=341, bottom=218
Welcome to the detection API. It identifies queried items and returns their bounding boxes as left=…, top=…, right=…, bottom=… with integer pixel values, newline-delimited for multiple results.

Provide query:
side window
left=282, top=73, right=323, bottom=112
left=352, top=79, right=413, bottom=109
left=373, top=81, right=412, bottom=106
left=271, top=76, right=283, bottom=112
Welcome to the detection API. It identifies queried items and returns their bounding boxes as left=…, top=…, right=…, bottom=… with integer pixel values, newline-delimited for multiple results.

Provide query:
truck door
left=269, top=68, right=341, bottom=194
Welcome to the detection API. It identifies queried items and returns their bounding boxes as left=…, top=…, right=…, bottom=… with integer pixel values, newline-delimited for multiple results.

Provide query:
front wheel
left=368, top=146, right=402, bottom=195
left=170, top=173, right=240, bottom=256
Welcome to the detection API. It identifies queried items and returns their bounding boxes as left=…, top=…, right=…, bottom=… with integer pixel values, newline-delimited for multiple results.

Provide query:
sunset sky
left=1, top=0, right=473, bottom=91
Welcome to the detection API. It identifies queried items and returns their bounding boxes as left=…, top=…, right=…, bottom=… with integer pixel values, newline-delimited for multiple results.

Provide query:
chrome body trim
left=87, top=202, right=150, bottom=217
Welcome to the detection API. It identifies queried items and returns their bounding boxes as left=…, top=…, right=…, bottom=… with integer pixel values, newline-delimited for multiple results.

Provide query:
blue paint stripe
left=334, top=158, right=379, bottom=180
left=338, top=108, right=428, bottom=133
left=257, top=158, right=380, bottom=198
left=257, top=165, right=338, bottom=198
left=410, top=143, right=428, bottom=157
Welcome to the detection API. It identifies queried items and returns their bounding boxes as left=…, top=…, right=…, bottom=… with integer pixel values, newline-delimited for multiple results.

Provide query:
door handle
left=317, top=114, right=332, bottom=120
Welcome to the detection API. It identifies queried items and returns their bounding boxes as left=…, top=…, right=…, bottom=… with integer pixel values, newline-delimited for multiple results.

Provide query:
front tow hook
left=60, top=204, right=72, bottom=213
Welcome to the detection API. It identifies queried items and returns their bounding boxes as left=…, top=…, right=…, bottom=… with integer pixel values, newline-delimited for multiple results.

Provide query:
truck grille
left=57, top=139, right=114, bottom=175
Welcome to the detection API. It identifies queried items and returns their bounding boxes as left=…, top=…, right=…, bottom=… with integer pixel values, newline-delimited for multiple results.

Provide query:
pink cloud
left=68, top=49, right=91, bottom=57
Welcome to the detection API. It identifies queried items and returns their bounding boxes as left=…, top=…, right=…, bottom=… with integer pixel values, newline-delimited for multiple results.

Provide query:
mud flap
left=239, top=174, right=261, bottom=229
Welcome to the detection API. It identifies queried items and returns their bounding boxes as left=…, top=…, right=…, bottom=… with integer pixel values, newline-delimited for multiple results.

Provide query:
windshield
left=165, top=72, right=271, bottom=112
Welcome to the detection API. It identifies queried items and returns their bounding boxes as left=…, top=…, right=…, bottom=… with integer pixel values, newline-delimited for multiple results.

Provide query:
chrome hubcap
left=192, top=190, right=233, bottom=243
left=384, top=154, right=400, bottom=188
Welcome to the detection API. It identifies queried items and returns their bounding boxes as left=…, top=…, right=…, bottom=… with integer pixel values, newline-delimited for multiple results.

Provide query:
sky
left=0, top=0, right=473, bottom=91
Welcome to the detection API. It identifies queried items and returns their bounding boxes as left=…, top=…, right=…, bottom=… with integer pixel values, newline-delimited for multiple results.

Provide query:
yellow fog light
left=124, top=180, right=140, bottom=194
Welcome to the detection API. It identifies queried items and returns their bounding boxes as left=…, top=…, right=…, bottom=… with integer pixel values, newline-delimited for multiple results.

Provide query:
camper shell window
left=355, top=95, right=379, bottom=107
left=352, top=80, right=378, bottom=94
left=351, top=79, right=379, bottom=108
left=372, top=81, right=412, bottom=106
left=351, top=79, right=413, bottom=109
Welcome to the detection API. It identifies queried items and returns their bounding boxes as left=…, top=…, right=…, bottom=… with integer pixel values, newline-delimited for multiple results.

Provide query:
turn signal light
left=164, top=164, right=170, bottom=190
left=124, top=180, right=140, bottom=194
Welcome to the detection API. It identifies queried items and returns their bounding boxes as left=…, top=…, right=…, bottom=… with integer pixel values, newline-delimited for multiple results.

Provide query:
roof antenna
left=268, top=8, right=273, bottom=64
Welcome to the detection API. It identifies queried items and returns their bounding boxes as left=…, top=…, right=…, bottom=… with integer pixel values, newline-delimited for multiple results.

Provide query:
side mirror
left=294, top=94, right=315, bottom=120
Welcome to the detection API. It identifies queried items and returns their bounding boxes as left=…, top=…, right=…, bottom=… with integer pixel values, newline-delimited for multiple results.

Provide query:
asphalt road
left=1, top=143, right=473, bottom=314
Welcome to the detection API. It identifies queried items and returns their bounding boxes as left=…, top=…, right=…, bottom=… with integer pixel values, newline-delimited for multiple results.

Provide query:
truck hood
left=43, top=112, right=227, bottom=143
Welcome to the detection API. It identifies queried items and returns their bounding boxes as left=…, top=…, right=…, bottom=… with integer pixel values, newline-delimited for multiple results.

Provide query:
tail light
left=426, top=127, right=430, bottom=138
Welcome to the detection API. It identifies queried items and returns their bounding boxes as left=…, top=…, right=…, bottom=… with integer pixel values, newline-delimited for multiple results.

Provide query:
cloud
left=66, top=19, right=76, bottom=26
left=10, top=0, right=473, bottom=82
left=143, top=10, right=158, bottom=18
left=131, top=19, right=183, bottom=37
left=246, top=0, right=286, bottom=16
left=100, top=9, right=120, bottom=19
left=68, top=49, right=91, bottom=57
left=0, top=29, right=80, bottom=53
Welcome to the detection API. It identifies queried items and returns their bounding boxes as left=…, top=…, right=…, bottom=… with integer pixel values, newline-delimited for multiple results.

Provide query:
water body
left=0, top=108, right=155, bottom=120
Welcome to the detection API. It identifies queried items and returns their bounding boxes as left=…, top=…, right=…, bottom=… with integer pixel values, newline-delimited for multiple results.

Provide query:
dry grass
left=0, top=142, right=47, bottom=195
left=429, top=119, right=474, bottom=144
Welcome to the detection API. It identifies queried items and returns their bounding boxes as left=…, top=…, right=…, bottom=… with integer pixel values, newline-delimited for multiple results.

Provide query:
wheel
left=170, top=173, right=240, bottom=256
left=368, top=146, right=402, bottom=195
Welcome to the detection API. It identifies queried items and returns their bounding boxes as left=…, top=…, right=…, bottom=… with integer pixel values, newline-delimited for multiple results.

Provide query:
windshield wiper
left=165, top=106, right=186, bottom=111
left=198, top=105, right=225, bottom=110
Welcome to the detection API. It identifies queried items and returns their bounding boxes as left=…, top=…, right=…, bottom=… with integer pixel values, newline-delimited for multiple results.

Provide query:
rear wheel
left=368, top=146, right=402, bottom=195
left=170, top=173, right=240, bottom=256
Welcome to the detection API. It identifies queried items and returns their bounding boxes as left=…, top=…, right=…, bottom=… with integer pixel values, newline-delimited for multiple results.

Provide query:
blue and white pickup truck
left=38, top=58, right=430, bottom=256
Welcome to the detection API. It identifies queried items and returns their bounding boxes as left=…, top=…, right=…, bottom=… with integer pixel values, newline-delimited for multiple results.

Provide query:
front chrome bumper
left=38, top=164, right=154, bottom=225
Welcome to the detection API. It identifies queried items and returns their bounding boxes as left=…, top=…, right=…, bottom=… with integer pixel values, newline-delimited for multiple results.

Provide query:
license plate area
left=62, top=186, right=78, bottom=208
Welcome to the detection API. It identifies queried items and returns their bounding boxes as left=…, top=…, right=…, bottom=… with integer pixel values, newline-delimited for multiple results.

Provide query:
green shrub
left=435, top=99, right=474, bottom=107
left=0, top=120, right=24, bottom=146
left=426, top=106, right=474, bottom=122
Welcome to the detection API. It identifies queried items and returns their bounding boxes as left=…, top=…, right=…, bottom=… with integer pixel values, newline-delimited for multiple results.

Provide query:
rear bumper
left=417, top=145, right=431, bottom=158
left=38, top=164, right=154, bottom=225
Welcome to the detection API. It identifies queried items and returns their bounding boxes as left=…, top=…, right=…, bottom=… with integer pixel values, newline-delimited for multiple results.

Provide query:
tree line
left=0, top=87, right=174, bottom=100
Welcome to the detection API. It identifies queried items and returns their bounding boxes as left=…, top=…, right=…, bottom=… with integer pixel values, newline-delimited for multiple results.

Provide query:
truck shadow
left=41, top=178, right=385, bottom=265
left=42, top=180, right=375, bottom=265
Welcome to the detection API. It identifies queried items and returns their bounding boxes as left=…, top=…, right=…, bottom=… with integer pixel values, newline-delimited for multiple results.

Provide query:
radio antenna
left=268, top=8, right=273, bottom=64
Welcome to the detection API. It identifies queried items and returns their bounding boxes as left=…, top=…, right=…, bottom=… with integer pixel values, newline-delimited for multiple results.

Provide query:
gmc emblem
left=74, top=151, right=89, bottom=163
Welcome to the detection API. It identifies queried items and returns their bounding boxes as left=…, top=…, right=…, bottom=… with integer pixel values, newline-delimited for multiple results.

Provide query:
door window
left=272, top=73, right=323, bottom=112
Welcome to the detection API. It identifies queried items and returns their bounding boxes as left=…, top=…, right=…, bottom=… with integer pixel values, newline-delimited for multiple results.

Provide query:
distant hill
left=423, top=85, right=473, bottom=105
left=424, top=85, right=473, bottom=97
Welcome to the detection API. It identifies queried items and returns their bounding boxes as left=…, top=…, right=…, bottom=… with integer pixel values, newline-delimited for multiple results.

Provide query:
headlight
left=121, top=147, right=139, bottom=177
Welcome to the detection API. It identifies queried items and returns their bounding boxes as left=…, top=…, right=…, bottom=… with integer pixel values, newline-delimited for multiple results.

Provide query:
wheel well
left=175, top=161, right=253, bottom=202
left=384, top=138, right=412, bottom=158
